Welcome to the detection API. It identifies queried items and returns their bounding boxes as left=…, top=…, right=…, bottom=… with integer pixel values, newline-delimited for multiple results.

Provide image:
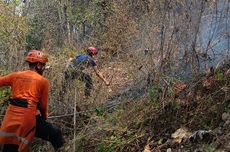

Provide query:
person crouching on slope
left=0, top=50, right=64, bottom=152
left=63, top=47, right=110, bottom=99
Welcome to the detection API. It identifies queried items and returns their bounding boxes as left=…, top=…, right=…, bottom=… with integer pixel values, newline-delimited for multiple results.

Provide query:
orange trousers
left=0, top=105, right=36, bottom=152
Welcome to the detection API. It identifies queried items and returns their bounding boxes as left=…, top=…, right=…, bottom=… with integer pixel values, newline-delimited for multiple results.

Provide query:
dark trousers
left=35, top=115, right=64, bottom=149
left=3, top=144, right=19, bottom=152
left=63, top=70, right=93, bottom=97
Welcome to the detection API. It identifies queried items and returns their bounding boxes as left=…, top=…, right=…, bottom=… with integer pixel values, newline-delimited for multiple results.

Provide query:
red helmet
left=25, top=50, right=48, bottom=64
left=87, top=47, right=97, bottom=55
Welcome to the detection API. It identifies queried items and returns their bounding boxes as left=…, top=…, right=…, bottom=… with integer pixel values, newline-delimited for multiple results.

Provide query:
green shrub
left=215, top=70, right=225, bottom=80
left=148, top=85, right=160, bottom=108
left=97, top=143, right=114, bottom=152
left=0, top=87, right=11, bottom=115
left=96, top=107, right=106, bottom=116
left=0, top=87, right=11, bottom=100
left=202, top=144, right=216, bottom=152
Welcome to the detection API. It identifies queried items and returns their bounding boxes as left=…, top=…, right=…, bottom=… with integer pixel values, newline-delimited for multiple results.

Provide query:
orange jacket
left=0, top=70, right=49, bottom=118
left=0, top=70, right=49, bottom=151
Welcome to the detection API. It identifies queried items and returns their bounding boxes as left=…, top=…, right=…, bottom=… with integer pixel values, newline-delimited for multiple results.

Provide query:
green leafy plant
left=98, top=143, right=114, bottom=152
left=0, top=87, right=11, bottom=115
left=78, top=146, right=84, bottom=152
left=148, top=85, right=158, bottom=102
left=215, top=70, right=225, bottom=80
left=224, top=100, right=230, bottom=112
left=96, top=107, right=106, bottom=116
left=148, top=85, right=160, bottom=109
left=0, top=87, right=11, bottom=100
left=202, top=144, right=216, bottom=152
left=171, top=100, right=181, bottom=110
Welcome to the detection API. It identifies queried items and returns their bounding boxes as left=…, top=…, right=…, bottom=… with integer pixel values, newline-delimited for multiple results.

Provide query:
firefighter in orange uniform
left=0, top=50, right=64, bottom=151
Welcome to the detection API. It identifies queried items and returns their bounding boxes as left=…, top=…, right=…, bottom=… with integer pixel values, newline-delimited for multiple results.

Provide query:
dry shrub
left=97, top=1, right=139, bottom=60
left=0, top=2, right=28, bottom=71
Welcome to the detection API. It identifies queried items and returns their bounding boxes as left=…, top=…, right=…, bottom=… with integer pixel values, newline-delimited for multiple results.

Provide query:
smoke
left=198, top=0, right=230, bottom=68
left=174, top=0, right=230, bottom=79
